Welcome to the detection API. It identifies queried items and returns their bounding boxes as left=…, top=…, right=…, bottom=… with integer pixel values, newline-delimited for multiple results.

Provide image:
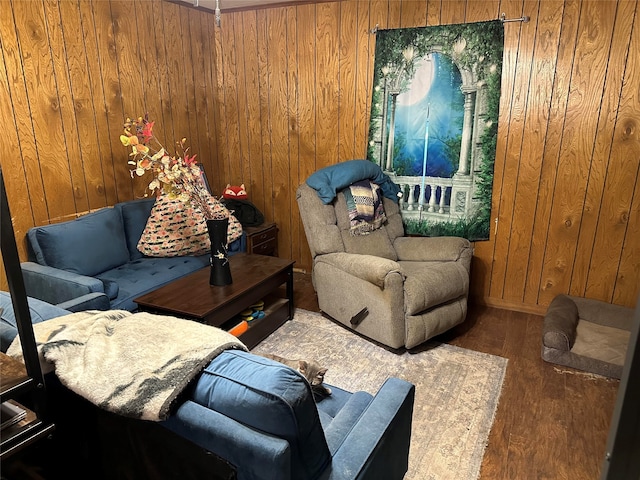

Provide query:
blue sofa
left=20, top=198, right=245, bottom=312
left=0, top=296, right=415, bottom=480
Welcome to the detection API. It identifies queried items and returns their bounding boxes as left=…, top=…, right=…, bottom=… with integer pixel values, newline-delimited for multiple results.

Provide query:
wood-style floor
left=292, top=272, right=620, bottom=480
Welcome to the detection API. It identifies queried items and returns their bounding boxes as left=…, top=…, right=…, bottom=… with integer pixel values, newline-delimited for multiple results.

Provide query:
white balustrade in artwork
left=389, top=174, right=474, bottom=222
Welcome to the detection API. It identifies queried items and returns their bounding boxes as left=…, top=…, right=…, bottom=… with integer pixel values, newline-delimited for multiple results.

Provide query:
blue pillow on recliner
left=306, top=159, right=401, bottom=204
left=192, top=350, right=331, bottom=480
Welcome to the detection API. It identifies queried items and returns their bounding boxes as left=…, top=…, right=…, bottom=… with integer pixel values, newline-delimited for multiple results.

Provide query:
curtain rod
left=500, top=13, right=530, bottom=23
left=368, top=14, right=529, bottom=34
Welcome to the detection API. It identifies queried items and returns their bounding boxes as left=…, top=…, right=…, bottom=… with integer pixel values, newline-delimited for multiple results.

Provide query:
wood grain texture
left=57, top=0, right=106, bottom=212
left=441, top=0, right=466, bottom=25
left=476, top=0, right=523, bottom=302
left=286, top=6, right=302, bottom=265
left=266, top=6, right=293, bottom=261
left=14, top=0, right=78, bottom=221
left=490, top=0, right=538, bottom=301
left=354, top=0, right=372, bottom=158
left=502, top=1, right=564, bottom=303
left=523, top=0, right=580, bottom=306
left=1, top=0, right=638, bottom=312
left=338, top=0, right=358, bottom=161
left=79, top=0, right=119, bottom=207
left=538, top=1, right=618, bottom=306
left=584, top=0, right=640, bottom=303
left=400, top=0, right=428, bottom=29
left=0, top=7, right=41, bottom=244
left=111, top=0, right=144, bottom=199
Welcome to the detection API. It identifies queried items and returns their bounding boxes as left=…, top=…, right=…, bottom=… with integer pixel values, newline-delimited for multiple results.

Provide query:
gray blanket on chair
left=7, top=310, right=247, bottom=421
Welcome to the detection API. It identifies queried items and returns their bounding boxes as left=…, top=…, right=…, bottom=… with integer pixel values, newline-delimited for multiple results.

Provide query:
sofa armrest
left=21, top=261, right=105, bottom=305
left=56, top=292, right=110, bottom=312
left=320, top=378, right=415, bottom=480
left=315, top=253, right=402, bottom=289
left=393, top=236, right=473, bottom=263
left=163, top=400, right=292, bottom=480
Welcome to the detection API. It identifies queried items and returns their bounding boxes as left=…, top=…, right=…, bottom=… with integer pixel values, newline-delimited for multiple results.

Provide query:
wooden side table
left=244, top=222, right=278, bottom=256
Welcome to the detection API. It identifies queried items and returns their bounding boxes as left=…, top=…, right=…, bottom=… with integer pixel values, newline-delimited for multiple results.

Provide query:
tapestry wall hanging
left=367, top=20, right=504, bottom=241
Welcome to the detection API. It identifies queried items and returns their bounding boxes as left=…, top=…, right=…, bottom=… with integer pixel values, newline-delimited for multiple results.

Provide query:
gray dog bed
left=542, top=294, right=633, bottom=379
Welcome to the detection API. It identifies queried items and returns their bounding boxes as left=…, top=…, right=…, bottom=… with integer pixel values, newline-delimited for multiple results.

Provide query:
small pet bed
left=541, top=294, right=633, bottom=379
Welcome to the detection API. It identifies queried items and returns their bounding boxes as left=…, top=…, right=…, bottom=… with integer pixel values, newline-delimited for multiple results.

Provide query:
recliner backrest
left=297, top=183, right=406, bottom=261
left=192, top=350, right=331, bottom=480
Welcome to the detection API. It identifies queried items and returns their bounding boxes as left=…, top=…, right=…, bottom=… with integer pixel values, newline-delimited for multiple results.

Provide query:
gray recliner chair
left=296, top=180, right=473, bottom=350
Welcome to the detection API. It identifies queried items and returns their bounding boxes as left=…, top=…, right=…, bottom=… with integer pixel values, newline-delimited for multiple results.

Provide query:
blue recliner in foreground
left=1, top=295, right=415, bottom=480
left=165, top=350, right=415, bottom=480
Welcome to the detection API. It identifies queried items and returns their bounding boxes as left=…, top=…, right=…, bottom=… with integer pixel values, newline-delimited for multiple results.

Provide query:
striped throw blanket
left=343, top=179, right=386, bottom=235
left=7, top=310, right=246, bottom=421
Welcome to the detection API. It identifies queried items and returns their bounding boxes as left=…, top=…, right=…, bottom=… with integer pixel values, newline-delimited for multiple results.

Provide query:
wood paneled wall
left=1, top=0, right=219, bottom=285
left=1, top=0, right=638, bottom=313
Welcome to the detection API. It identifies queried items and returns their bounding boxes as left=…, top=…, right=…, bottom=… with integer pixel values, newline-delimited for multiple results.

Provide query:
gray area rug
left=252, top=308, right=508, bottom=480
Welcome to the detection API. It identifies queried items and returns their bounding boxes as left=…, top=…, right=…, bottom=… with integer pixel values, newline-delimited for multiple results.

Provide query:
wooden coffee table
left=134, top=253, right=295, bottom=349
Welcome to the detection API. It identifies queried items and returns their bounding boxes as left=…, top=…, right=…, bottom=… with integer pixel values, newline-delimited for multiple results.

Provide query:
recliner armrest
left=315, top=253, right=402, bottom=288
left=320, top=378, right=415, bottom=480
left=21, top=261, right=105, bottom=305
left=393, top=236, right=473, bottom=263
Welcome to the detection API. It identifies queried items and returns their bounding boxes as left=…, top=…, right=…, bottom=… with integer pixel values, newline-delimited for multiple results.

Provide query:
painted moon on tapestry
left=367, top=21, right=504, bottom=241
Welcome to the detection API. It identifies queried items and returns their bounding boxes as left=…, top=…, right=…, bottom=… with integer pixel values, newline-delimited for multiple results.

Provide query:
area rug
left=251, top=308, right=508, bottom=480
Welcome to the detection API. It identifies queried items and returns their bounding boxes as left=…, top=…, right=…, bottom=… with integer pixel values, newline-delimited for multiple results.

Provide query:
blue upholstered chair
left=1, top=296, right=415, bottom=480
left=164, top=350, right=415, bottom=480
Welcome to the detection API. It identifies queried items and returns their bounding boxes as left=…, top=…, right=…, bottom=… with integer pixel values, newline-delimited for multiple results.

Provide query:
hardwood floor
left=292, top=272, right=620, bottom=480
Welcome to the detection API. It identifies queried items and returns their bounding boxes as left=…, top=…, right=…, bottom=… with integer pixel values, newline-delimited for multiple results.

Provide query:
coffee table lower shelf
left=226, top=296, right=289, bottom=349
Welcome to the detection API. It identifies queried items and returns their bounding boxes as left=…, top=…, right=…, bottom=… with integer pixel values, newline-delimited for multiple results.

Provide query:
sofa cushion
left=320, top=390, right=373, bottom=455
left=116, top=197, right=156, bottom=260
left=27, top=207, right=130, bottom=277
left=0, top=291, right=69, bottom=352
left=192, top=350, right=331, bottom=480
left=95, top=255, right=209, bottom=311
left=100, top=279, right=120, bottom=300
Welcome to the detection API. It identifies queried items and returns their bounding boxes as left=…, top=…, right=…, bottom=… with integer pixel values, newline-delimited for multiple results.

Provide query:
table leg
left=286, top=266, right=294, bottom=319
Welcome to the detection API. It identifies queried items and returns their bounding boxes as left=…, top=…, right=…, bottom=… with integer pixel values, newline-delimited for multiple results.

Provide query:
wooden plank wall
left=0, top=0, right=219, bottom=285
left=1, top=0, right=638, bottom=313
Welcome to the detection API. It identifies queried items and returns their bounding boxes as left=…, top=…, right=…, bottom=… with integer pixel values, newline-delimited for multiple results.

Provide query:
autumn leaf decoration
left=120, top=114, right=223, bottom=220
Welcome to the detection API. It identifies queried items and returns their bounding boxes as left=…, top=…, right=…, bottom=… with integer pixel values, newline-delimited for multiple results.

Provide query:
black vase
left=207, top=218, right=232, bottom=286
